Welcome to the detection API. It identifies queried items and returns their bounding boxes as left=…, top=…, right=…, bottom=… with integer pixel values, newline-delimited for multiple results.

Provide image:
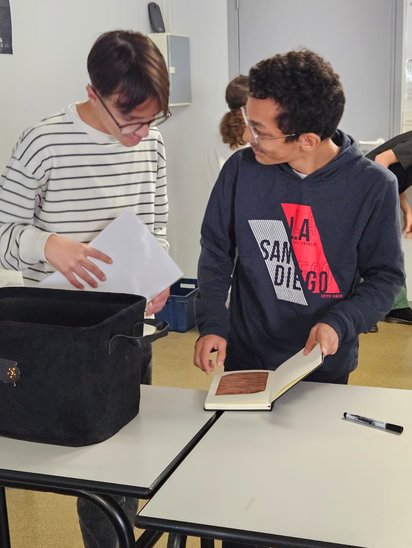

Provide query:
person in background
left=193, top=51, right=404, bottom=509
left=366, top=133, right=412, bottom=325
left=207, top=74, right=249, bottom=186
left=0, top=30, right=171, bottom=548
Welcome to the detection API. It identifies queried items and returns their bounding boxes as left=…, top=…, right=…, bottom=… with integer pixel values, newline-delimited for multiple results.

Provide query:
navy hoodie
left=196, top=131, right=404, bottom=380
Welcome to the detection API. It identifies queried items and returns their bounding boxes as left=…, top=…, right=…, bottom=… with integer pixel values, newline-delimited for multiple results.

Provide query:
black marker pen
left=343, top=412, right=403, bottom=434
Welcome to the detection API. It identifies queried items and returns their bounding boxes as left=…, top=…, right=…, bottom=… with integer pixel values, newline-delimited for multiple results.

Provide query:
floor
left=4, top=320, right=412, bottom=547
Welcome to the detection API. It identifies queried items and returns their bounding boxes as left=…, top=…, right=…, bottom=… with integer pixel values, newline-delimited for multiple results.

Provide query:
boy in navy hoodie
left=194, top=49, right=404, bottom=392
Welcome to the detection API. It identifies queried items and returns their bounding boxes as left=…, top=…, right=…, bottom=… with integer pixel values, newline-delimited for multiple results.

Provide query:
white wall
left=157, top=0, right=229, bottom=278
left=0, top=1, right=149, bottom=166
left=0, top=0, right=229, bottom=282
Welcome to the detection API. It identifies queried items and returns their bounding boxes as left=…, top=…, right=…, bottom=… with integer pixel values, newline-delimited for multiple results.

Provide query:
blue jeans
left=77, top=343, right=152, bottom=548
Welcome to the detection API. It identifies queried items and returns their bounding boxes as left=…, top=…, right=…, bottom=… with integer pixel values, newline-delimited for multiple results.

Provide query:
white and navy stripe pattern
left=0, top=104, right=168, bottom=284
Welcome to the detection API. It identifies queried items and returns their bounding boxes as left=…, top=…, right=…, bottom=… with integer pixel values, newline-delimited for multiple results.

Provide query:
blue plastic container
left=156, top=278, right=198, bottom=332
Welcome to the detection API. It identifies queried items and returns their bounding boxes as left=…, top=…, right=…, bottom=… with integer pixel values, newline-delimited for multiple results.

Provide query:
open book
left=204, top=347, right=323, bottom=411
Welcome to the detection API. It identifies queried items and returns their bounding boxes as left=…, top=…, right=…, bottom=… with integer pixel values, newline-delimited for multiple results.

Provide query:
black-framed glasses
left=93, top=87, right=171, bottom=135
left=240, top=106, right=296, bottom=145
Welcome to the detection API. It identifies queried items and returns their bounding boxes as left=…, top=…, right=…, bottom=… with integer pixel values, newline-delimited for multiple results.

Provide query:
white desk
left=137, top=382, right=412, bottom=548
left=0, top=385, right=216, bottom=548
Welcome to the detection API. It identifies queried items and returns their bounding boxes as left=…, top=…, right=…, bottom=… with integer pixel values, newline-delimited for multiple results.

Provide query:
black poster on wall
left=0, top=0, right=13, bottom=54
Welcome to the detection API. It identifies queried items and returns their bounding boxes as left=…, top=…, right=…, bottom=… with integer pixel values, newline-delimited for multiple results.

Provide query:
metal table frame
left=0, top=386, right=218, bottom=548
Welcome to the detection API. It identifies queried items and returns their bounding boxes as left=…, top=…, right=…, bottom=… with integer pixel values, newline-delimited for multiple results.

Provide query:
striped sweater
left=0, top=103, right=168, bottom=285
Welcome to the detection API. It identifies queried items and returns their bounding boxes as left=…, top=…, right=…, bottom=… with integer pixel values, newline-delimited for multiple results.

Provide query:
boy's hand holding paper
left=40, top=208, right=182, bottom=300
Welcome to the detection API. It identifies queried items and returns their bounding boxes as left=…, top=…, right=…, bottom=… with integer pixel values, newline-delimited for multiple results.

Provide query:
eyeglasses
left=241, top=106, right=296, bottom=145
left=93, top=87, right=171, bottom=135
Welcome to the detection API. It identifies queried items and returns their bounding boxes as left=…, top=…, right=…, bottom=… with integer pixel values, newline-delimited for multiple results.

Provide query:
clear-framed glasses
left=240, top=106, right=296, bottom=145
left=93, top=87, right=171, bottom=135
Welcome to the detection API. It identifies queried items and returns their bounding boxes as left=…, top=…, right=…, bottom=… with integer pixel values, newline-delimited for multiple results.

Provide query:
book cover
left=204, top=346, right=323, bottom=410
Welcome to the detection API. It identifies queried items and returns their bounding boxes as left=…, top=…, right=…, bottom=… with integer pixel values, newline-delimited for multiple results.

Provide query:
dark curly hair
left=249, top=49, right=345, bottom=141
left=219, top=75, right=249, bottom=150
left=87, top=30, right=169, bottom=116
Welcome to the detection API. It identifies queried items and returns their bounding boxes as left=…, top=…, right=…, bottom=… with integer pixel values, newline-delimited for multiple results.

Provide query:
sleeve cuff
left=20, top=228, right=56, bottom=264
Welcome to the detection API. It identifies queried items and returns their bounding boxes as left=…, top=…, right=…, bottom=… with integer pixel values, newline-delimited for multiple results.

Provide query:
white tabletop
left=137, top=382, right=412, bottom=547
left=0, top=385, right=214, bottom=498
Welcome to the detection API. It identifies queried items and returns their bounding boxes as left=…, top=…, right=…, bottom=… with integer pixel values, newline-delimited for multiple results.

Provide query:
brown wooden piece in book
left=215, top=371, right=269, bottom=395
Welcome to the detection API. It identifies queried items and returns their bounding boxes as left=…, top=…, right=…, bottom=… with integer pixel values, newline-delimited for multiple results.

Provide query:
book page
left=205, top=370, right=272, bottom=409
left=266, top=347, right=323, bottom=402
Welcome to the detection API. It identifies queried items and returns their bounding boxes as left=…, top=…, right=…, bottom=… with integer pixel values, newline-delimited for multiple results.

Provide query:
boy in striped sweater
left=0, top=30, right=171, bottom=548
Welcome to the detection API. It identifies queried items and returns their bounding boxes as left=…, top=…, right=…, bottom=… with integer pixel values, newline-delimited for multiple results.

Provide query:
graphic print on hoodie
left=249, top=203, right=342, bottom=306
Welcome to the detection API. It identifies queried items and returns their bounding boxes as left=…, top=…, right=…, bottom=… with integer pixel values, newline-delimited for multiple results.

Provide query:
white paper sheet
left=39, top=208, right=183, bottom=300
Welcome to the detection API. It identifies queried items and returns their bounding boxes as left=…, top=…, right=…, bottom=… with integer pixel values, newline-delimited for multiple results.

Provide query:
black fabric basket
left=0, top=287, right=167, bottom=446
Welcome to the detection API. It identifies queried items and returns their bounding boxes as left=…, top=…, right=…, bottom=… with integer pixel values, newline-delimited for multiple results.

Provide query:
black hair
left=87, top=30, right=169, bottom=115
left=249, top=49, right=345, bottom=141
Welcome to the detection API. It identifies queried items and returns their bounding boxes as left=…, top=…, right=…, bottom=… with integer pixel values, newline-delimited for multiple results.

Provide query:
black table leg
left=77, top=490, right=135, bottom=548
left=167, top=533, right=187, bottom=548
left=135, top=528, right=164, bottom=547
left=200, top=539, right=215, bottom=548
left=0, top=487, right=11, bottom=548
